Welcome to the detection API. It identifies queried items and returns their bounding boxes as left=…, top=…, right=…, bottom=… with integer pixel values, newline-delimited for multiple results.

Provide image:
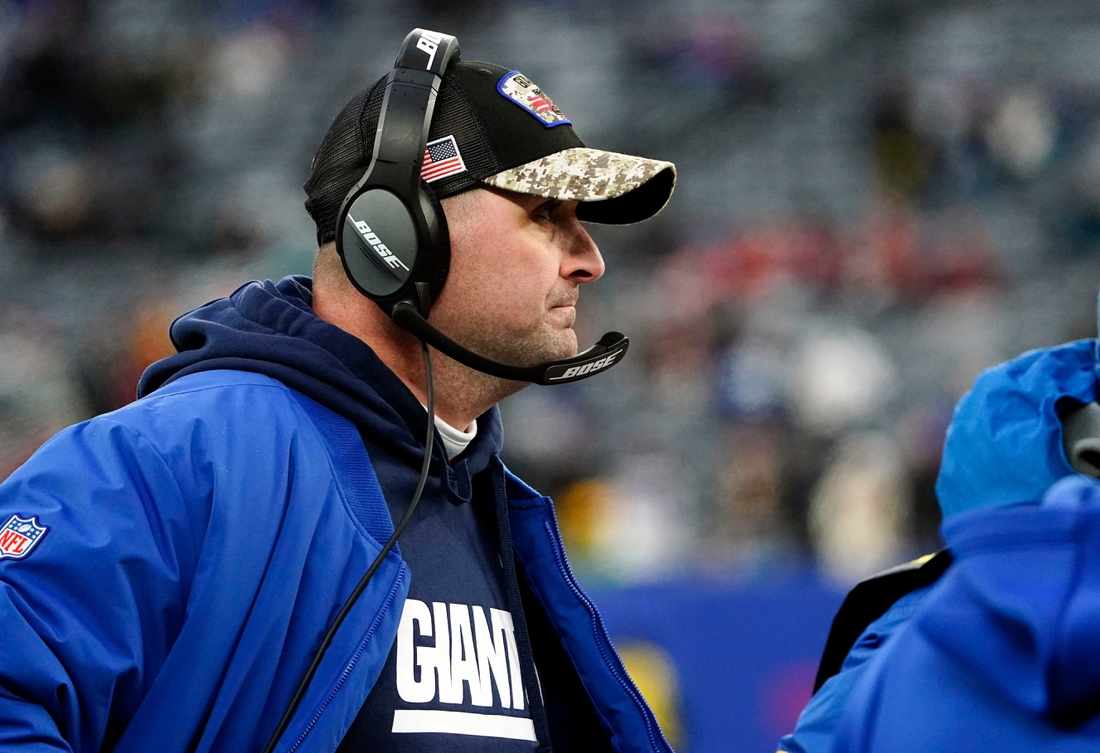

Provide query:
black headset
left=334, top=28, right=629, bottom=385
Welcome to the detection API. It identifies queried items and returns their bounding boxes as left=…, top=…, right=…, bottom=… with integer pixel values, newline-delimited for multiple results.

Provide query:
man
left=0, top=34, right=677, bottom=752
left=828, top=471, right=1100, bottom=753
left=780, top=336, right=1100, bottom=753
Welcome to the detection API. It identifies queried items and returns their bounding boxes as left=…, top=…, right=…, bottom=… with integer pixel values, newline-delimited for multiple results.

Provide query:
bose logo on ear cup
left=550, top=352, right=620, bottom=381
left=350, top=214, right=410, bottom=272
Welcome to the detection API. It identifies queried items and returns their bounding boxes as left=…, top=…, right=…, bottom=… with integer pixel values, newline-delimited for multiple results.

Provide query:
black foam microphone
left=390, top=300, right=628, bottom=385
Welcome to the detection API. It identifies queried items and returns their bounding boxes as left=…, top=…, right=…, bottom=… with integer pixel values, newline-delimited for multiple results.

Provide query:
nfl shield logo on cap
left=0, top=514, right=49, bottom=560
left=497, top=70, right=571, bottom=128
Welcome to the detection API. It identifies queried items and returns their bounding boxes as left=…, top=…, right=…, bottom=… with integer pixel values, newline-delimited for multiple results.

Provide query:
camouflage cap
left=305, top=61, right=676, bottom=244
left=483, top=147, right=676, bottom=224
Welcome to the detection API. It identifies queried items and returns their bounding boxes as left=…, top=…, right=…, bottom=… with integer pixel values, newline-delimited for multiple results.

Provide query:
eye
left=535, top=200, right=561, bottom=222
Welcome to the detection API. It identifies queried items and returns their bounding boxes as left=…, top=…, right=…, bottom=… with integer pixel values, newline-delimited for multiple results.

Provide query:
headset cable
left=261, top=340, right=435, bottom=753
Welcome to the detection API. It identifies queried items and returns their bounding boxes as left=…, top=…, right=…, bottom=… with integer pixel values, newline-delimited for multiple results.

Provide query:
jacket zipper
left=541, top=515, right=672, bottom=753
left=285, top=564, right=406, bottom=753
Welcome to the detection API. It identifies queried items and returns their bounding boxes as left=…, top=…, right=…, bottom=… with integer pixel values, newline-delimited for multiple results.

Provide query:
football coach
left=0, top=28, right=677, bottom=753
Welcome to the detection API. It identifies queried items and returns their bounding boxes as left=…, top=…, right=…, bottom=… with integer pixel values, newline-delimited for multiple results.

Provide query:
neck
left=313, top=276, right=526, bottom=430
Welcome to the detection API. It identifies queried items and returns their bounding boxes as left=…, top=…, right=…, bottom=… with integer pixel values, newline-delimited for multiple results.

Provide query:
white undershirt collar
left=427, top=411, right=478, bottom=460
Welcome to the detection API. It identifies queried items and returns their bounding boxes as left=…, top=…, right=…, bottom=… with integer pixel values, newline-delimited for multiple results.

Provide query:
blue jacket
left=0, top=278, right=669, bottom=753
left=781, top=338, right=1099, bottom=753
left=832, top=475, right=1100, bottom=752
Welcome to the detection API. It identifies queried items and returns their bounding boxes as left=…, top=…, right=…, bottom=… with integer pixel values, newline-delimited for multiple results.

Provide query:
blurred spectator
left=111, top=299, right=180, bottom=410
left=984, top=86, right=1057, bottom=179
left=808, top=432, right=910, bottom=583
left=209, top=23, right=293, bottom=100
left=921, top=206, right=1000, bottom=293
left=716, top=335, right=788, bottom=419
left=501, top=386, right=596, bottom=492
left=632, top=14, right=770, bottom=103
left=787, top=326, right=897, bottom=436
left=645, top=320, right=715, bottom=414
left=549, top=459, right=694, bottom=584
left=1061, top=122, right=1100, bottom=255
left=0, top=309, right=87, bottom=479
left=870, top=82, right=931, bottom=202
left=853, top=199, right=923, bottom=300
left=576, top=453, right=694, bottom=583
left=710, top=421, right=792, bottom=564
left=11, top=149, right=94, bottom=238
left=894, top=400, right=953, bottom=548
left=667, top=217, right=843, bottom=306
left=553, top=478, right=610, bottom=575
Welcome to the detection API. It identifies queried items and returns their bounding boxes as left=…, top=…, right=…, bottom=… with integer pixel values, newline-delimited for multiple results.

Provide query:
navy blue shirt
left=337, top=432, right=538, bottom=752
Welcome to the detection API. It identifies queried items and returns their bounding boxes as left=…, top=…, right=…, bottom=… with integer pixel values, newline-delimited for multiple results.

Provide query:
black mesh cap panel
left=303, top=79, right=385, bottom=246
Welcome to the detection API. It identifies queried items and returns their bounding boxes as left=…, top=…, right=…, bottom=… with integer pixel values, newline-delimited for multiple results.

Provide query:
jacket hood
left=137, top=276, right=503, bottom=477
left=935, top=338, right=1098, bottom=520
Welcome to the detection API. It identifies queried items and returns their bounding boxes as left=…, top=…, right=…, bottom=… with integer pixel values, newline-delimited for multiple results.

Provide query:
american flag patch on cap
left=421, top=135, right=467, bottom=183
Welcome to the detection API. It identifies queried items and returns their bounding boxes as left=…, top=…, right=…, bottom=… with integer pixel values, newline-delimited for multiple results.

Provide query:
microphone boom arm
left=390, top=301, right=628, bottom=385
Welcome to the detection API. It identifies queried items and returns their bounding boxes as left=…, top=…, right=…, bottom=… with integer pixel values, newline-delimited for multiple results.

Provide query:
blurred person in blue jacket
left=0, top=30, right=678, bottom=753
left=780, top=332, right=1100, bottom=753
left=830, top=472, right=1100, bottom=752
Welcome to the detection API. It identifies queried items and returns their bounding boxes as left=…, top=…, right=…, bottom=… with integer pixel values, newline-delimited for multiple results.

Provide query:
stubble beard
left=456, top=315, right=578, bottom=370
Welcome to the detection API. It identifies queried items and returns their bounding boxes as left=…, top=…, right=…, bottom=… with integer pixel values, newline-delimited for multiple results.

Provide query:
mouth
left=548, top=302, right=577, bottom=327
left=549, top=292, right=579, bottom=309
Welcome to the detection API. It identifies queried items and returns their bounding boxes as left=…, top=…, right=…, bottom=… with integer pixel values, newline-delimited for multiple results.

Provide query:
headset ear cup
left=331, top=31, right=454, bottom=314
left=339, top=188, right=420, bottom=299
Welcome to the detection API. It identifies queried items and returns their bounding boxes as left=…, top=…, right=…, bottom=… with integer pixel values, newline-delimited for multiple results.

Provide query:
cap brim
left=481, top=147, right=676, bottom=225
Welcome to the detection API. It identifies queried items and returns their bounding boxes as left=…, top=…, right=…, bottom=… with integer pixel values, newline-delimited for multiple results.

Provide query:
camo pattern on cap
left=482, top=147, right=676, bottom=202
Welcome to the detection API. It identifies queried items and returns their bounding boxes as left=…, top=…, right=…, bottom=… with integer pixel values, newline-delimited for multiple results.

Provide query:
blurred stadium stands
left=4, top=0, right=1100, bottom=749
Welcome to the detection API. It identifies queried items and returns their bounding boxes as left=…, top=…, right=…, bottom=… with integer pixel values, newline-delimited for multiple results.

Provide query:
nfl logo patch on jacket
left=0, top=514, right=48, bottom=560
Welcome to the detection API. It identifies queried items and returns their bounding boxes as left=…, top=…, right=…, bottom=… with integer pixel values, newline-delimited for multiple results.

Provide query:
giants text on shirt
left=391, top=599, right=535, bottom=741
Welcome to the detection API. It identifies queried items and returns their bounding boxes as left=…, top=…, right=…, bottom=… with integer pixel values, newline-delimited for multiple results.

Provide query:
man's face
left=432, top=186, right=605, bottom=369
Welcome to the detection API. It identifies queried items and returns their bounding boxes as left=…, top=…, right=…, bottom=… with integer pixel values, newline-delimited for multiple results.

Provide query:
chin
left=560, top=327, right=579, bottom=354
left=509, top=328, right=578, bottom=367
left=548, top=328, right=579, bottom=360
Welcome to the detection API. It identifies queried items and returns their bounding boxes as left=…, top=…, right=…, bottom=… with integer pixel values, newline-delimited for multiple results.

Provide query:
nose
left=562, top=219, right=605, bottom=284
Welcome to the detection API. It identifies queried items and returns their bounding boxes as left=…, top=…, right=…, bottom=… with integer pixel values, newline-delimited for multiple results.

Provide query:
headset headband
left=371, top=30, right=460, bottom=172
